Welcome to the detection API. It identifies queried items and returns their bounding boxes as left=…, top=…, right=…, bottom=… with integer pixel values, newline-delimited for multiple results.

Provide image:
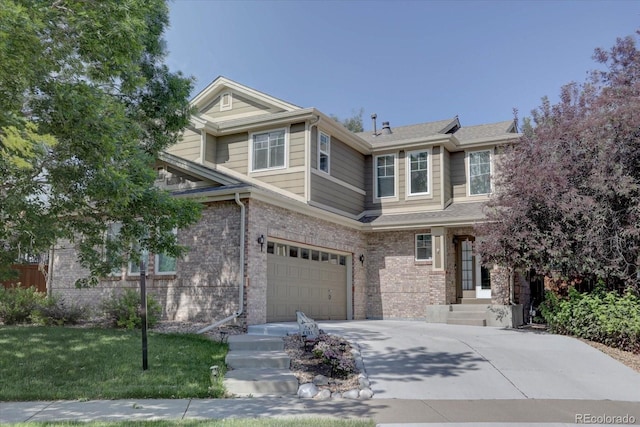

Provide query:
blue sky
left=165, top=0, right=639, bottom=130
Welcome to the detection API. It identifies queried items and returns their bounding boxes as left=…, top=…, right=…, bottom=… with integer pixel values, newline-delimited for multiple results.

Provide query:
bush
left=0, top=285, right=46, bottom=325
left=101, top=288, right=162, bottom=329
left=32, top=294, right=86, bottom=326
left=540, top=287, right=640, bottom=353
left=312, top=334, right=356, bottom=378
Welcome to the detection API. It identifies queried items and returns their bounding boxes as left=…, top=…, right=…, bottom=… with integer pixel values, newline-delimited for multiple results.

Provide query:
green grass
left=5, top=420, right=375, bottom=427
left=0, top=326, right=227, bottom=400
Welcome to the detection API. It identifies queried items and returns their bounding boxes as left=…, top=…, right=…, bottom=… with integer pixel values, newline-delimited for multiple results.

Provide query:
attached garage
left=266, top=240, right=349, bottom=322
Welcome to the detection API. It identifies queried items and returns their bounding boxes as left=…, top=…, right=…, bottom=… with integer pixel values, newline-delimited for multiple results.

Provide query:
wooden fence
left=1, top=264, right=47, bottom=293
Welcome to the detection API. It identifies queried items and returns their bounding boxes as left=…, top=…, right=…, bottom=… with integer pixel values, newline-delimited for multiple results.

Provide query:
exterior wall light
left=257, top=234, right=265, bottom=251
left=359, top=254, right=365, bottom=265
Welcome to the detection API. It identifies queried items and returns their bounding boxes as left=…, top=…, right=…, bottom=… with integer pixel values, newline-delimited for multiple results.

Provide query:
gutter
left=197, top=192, right=245, bottom=334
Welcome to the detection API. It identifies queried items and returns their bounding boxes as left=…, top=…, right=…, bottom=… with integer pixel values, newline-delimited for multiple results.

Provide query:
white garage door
left=266, top=241, right=348, bottom=322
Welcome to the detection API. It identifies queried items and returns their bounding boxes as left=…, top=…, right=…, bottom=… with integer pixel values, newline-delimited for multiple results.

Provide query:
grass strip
left=0, top=326, right=227, bottom=400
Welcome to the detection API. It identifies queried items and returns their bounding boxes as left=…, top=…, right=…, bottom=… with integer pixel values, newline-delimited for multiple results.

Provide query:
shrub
left=312, top=334, right=356, bottom=378
left=101, top=289, right=161, bottom=329
left=32, top=294, right=86, bottom=326
left=0, top=285, right=46, bottom=325
left=540, top=287, right=640, bottom=353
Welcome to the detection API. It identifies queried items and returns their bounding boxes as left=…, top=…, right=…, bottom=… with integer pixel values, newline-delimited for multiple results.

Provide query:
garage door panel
left=267, top=250, right=347, bottom=322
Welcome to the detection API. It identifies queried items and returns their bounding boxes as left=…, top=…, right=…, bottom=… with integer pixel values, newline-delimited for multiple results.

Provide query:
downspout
left=197, top=192, right=245, bottom=334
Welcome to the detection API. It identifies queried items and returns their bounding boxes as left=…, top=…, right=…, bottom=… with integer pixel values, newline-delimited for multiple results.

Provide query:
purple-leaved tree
left=477, top=30, right=640, bottom=292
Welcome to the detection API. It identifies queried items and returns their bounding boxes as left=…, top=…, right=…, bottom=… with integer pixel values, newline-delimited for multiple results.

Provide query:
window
left=407, top=150, right=430, bottom=195
left=156, top=252, right=176, bottom=274
left=415, top=234, right=432, bottom=261
left=318, top=132, right=330, bottom=173
left=220, top=92, right=232, bottom=111
left=106, top=223, right=123, bottom=276
left=375, top=154, right=395, bottom=198
left=469, top=150, right=491, bottom=195
left=251, top=129, right=286, bottom=171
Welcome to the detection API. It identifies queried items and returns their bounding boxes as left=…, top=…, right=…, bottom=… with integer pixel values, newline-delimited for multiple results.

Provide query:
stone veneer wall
left=366, top=229, right=444, bottom=319
left=50, top=201, right=242, bottom=323
left=244, top=199, right=368, bottom=325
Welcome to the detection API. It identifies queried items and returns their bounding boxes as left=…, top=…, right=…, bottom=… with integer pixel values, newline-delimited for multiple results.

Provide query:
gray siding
left=310, top=175, right=365, bottom=216
left=311, top=127, right=365, bottom=189
left=442, top=148, right=452, bottom=204
left=258, top=171, right=305, bottom=197
left=166, top=127, right=200, bottom=161
left=201, top=93, right=284, bottom=119
left=451, top=151, right=467, bottom=199
left=204, top=133, right=216, bottom=163
left=289, top=123, right=305, bottom=168
left=216, top=132, right=249, bottom=173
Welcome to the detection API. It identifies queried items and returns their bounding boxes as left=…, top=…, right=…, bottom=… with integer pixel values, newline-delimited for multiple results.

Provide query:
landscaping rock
left=314, top=389, right=331, bottom=400
left=342, top=389, right=360, bottom=400
left=297, top=383, right=318, bottom=398
left=313, top=374, right=329, bottom=386
left=359, top=388, right=374, bottom=399
left=358, top=376, right=370, bottom=389
left=331, top=392, right=343, bottom=400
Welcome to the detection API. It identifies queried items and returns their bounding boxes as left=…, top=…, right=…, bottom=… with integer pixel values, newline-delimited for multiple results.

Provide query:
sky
left=164, top=0, right=639, bottom=130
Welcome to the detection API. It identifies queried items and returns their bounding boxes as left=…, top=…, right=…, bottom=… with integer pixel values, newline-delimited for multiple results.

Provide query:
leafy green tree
left=331, top=108, right=364, bottom=132
left=477, top=30, right=640, bottom=291
left=0, top=0, right=201, bottom=285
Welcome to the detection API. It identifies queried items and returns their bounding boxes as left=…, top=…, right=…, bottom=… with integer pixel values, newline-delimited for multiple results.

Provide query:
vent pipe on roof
left=371, top=113, right=378, bottom=136
left=382, top=121, right=392, bottom=134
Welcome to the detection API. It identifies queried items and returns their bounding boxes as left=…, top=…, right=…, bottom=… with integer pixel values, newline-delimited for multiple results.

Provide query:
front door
left=457, top=237, right=491, bottom=300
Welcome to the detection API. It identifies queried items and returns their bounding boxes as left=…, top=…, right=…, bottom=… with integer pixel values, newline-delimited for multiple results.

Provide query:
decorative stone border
left=296, top=340, right=373, bottom=400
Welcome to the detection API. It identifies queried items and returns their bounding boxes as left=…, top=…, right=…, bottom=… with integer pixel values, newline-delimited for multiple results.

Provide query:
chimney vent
left=371, top=113, right=378, bottom=136
left=382, top=121, right=392, bottom=134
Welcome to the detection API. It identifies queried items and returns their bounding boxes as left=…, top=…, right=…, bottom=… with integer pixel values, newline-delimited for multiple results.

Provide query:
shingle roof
left=454, top=120, right=517, bottom=143
left=359, top=201, right=487, bottom=226
left=356, top=118, right=457, bottom=147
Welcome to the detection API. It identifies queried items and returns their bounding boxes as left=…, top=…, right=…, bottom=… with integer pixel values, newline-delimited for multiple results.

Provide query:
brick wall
left=50, top=202, right=242, bottom=323
left=365, top=229, right=444, bottom=319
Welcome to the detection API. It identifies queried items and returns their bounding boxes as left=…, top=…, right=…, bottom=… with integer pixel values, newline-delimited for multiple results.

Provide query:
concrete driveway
left=319, top=320, right=640, bottom=401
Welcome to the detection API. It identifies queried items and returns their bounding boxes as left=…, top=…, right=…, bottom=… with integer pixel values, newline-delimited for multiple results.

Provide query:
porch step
left=247, top=323, right=298, bottom=337
left=225, top=350, right=290, bottom=369
left=460, top=298, right=492, bottom=305
left=447, top=306, right=488, bottom=327
left=228, top=335, right=284, bottom=351
left=223, top=368, right=299, bottom=396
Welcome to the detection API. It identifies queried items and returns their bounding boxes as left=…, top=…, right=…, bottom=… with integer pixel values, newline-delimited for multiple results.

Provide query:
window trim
left=318, top=131, right=330, bottom=174
left=220, top=92, right=232, bottom=111
left=405, top=148, right=432, bottom=197
left=415, top=233, right=433, bottom=261
left=249, top=127, right=288, bottom=173
left=374, top=153, right=397, bottom=200
left=467, top=149, right=492, bottom=196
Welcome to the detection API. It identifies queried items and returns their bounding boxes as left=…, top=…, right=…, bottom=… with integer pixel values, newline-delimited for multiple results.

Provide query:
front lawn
left=0, top=326, right=227, bottom=401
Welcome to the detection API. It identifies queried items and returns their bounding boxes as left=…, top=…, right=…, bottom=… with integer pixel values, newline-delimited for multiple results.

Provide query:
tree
left=477, top=30, right=640, bottom=291
left=331, top=108, right=364, bottom=132
left=0, top=0, right=201, bottom=285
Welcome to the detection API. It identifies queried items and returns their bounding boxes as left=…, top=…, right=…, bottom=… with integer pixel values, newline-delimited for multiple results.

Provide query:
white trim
left=304, top=123, right=311, bottom=201
left=250, top=166, right=305, bottom=178
left=318, top=131, right=330, bottom=174
left=220, top=92, right=232, bottom=111
left=311, top=168, right=366, bottom=196
left=373, top=153, right=398, bottom=202
left=199, top=130, right=206, bottom=165
left=415, top=233, right=433, bottom=261
left=466, top=149, right=493, bottom=196
left=405, top=148, right=432, bottom=198
left=248, top=127, right=289, bottom=173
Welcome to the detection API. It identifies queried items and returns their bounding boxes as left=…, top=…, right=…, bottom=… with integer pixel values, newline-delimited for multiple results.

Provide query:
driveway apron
left=320, top=320, right=640, bottom=401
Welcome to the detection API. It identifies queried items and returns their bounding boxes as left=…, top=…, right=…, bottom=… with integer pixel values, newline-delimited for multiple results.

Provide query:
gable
left=192, top=76, right=300, bottom=123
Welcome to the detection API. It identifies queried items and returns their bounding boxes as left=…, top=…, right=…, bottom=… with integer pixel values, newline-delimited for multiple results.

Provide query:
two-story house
left=51, top=76, right=525, bottom=327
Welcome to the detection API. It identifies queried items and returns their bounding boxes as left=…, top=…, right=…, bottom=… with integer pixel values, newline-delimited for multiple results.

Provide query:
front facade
left=51, top=77, right=526, bottom=327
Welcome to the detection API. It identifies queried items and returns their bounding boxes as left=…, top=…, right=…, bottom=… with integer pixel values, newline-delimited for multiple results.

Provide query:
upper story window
left=407, top=149, right=430, bottom=196
left=220, top=92, right=232, bottom=111
left=318, top=132, right=330, bottom=173
left=251, top=129, right=286, bottom=172
left=415, top=234, right=432, bottom=261
left=375, top=154, right=396, bottom=198
left=468, top=150, right=492, bottom=195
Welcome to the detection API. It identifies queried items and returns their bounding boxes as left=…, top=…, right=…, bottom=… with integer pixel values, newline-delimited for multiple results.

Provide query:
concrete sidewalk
left=2, top=398, right=639, bottom=425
